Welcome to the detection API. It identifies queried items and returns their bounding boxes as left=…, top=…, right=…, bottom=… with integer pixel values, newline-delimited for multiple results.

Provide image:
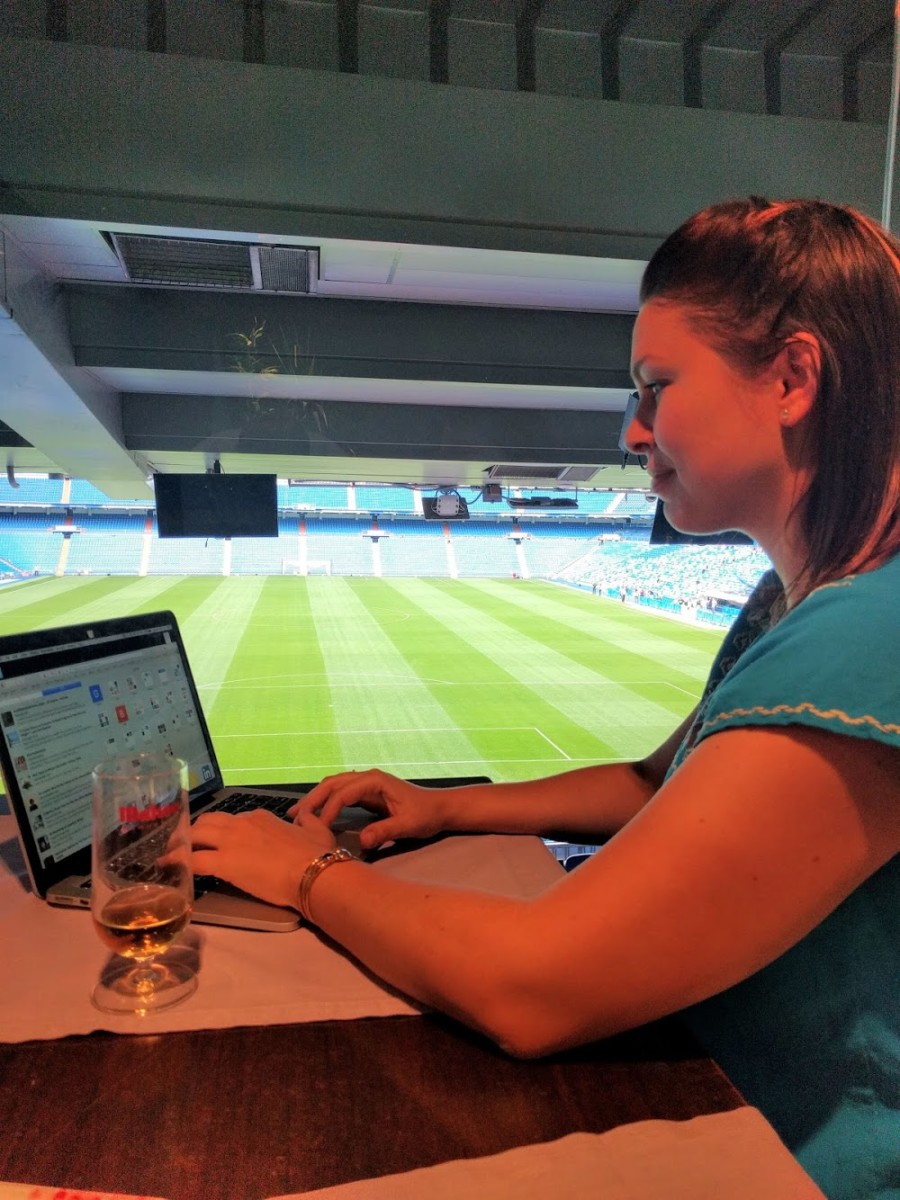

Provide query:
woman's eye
left=642, top=382, right=665, bottom=404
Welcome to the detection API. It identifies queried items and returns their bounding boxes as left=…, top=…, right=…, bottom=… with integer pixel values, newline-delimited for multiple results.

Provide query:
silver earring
left=780, top=408, right=789, bottom=420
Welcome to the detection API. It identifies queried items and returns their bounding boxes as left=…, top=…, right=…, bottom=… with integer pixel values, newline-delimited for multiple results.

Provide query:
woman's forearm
left=439, top=760, right=656, bottom=841
left=305, top=858, right=553, bottom=1055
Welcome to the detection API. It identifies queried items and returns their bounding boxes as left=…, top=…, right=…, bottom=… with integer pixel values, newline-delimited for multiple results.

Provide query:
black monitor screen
left=154, top=474, right=279, bottom=538
left=649, top=504, right=753, bottom=546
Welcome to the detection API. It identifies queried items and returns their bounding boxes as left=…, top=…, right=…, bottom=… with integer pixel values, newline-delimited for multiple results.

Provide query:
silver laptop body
left=0, top=610, right=325, bottom=931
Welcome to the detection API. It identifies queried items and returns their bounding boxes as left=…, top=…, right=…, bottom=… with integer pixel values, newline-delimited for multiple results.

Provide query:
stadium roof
left=0, top=0, right=895, bottom=501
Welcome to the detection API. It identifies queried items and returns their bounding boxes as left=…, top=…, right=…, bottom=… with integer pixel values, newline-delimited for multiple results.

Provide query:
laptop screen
left=0, top=612, right=221, bottom=885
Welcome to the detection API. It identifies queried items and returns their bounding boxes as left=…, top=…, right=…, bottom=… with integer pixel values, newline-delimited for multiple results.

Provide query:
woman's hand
left=291, top=769, right=451, bottom=850
left=191, top=808, right=336, bottom=910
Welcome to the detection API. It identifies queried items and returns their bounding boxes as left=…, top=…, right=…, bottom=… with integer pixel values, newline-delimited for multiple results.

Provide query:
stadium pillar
left=54, top=536, right=71, bottom=577
left=444, top=526, right=458, bottom=579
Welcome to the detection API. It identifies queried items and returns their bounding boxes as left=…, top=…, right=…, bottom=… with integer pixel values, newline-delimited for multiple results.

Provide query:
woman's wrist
left=295, top=847, right=356, bottom=922
left=434, top=781, right=487, bottom=833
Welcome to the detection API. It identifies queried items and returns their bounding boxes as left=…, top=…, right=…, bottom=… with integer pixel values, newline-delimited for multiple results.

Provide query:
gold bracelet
left=297, top=848, right=355, bottom=923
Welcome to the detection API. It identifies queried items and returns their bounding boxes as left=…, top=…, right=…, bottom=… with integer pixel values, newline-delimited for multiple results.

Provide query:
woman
left=193, top=198, right=900, bottom=1200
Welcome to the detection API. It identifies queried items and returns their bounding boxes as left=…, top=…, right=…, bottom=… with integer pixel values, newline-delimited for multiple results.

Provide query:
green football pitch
left=0, top=575, right=724, bottom=785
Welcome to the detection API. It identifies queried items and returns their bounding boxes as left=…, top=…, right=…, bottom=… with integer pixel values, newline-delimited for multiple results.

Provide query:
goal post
left=282, top=558, right=331, bottom=575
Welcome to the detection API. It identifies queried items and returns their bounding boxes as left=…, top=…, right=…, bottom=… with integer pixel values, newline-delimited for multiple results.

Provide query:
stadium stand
left=64, top=515, right=145, bottom=575
left=67, top=479, right=143, bottom=507
left=554, top=540, right=770, bottom=626
left=445, top=523, right=521, bottom=577
left=282, top=484, right=351, bottom=511
left=371, top=517, right=444, bottom=569
left=0, top=478, right=769, bottom=619
left=572, top=492, right=619, bottom=514
left=377, top=524, right=452, bottom=576
left=147, top=526, right=227, bottom=574
left=230, top=533, right=288, bottom=575
left=354, top=486, right=417, bottom=514
left=0, top=476, right=64, bottom=506
left=611, top=491, right=660, bottom=516
left=518, top=527, right=600, bottom=578
left=304, top=516, right=376, bottom=575
left=0, top=514, right=60, bottom=576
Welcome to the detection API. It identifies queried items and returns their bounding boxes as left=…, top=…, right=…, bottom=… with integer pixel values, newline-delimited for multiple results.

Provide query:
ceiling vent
left=110, top=234, right=317, bottom=294
left=485, top=464, right=599, bottom=483
left=558, top=466, right=600, bottom=482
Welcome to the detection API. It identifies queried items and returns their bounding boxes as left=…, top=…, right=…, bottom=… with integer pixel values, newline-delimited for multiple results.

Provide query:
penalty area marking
left=217, top=723, right=563, bottom=740
left=665, top=682, right=703, bottom=700
left=221, top=756, right=627, bottom=776
left=198, top=672, right=464, bottom=689
left=199, top=673, right=692, bottom=691
left=531, top=727, right=572, bottom=760
left=216, top=726, right=575, bottom=761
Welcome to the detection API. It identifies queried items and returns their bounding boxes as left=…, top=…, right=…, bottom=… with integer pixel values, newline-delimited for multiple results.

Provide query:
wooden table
left=0, top=1011, right=744, bottom=1200
left=0, top=785, right=744, bottom=1198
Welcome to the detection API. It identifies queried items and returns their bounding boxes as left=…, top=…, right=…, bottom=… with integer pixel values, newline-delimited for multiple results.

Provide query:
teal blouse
left=668, top=554, right=900, bottom=1200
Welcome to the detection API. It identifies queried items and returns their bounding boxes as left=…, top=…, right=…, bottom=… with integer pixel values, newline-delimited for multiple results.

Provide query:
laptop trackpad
left=193, top=888, right=299, bottom=932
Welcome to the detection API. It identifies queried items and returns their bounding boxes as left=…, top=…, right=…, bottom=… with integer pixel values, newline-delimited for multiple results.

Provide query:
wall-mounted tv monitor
left=649, top=503, right=753, bottom=546
left=154, top=473, right=279, bottom=539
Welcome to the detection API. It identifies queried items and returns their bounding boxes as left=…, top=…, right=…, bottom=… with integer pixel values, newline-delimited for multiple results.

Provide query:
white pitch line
left=198, top=673, right=460, bottom=688
left=531, top=728, right=572, bottom=760
left=221, top=757, right=628, bottom=774
left=200, top=676, right=694, bottom=691
left=215, top=725, right=552, bottom=738
left=665, top=682, right=703, bottom=700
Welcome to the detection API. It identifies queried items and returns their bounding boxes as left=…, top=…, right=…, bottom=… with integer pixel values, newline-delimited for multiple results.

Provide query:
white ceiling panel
left=90, top=367, right=630, bottom=412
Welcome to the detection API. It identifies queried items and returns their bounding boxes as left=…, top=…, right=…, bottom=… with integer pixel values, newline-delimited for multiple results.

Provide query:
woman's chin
left=659, top=501, right=724, bottom=539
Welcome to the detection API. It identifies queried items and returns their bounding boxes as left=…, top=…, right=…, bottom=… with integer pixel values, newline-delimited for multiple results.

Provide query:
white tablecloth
left=0, top=809, right=562, bottom=1042
left=274, top=1108, right=827, bottom=1200
left=0, top=1108, right=826, bottom=1200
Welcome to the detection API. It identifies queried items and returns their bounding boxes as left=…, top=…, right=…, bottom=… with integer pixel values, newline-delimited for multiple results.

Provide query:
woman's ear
left=775, top=333, right=821, bottom=428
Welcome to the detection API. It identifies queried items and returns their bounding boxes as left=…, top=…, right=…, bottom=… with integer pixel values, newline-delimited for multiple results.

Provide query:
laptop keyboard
left=210, top=790, right=297, bottom=819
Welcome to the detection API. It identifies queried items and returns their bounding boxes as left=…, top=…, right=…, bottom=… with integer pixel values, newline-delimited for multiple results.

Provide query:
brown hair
left=640, top=197, right=900, bottom=595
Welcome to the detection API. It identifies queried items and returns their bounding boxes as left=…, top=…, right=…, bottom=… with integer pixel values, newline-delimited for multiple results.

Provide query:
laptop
left=0, top=610, right=490, bottom=932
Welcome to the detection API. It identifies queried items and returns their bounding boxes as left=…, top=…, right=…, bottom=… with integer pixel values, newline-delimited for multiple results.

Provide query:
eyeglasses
left=620, top=393, right=647, bottom=469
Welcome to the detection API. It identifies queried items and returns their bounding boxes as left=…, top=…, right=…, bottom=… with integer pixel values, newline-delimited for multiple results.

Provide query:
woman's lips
left=648, top=468, right=675, bottom=493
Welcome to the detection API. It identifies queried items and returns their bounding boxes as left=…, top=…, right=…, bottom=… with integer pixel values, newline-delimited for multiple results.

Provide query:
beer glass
left=90, top=751, right=197, bottom=1014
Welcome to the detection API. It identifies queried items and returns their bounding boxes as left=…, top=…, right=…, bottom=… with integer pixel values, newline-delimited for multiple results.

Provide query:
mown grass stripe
left=210, top=577, right=342, bottom=780
left=428, top=578, right=721, bottom=686
left=173, top=578, right=271, bottom=721
left=305, top=577, right=492, bottom=774
left=348, top=577, right=621, bottom=773
left=0, top=576, right=237, bottom=636
left=380, top=578, right=693, bottom=760
left=0, top=576, right=141, bottom=632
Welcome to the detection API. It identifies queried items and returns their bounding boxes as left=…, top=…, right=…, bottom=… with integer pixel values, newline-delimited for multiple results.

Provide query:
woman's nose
left=623, top=392, right=653, bottom=457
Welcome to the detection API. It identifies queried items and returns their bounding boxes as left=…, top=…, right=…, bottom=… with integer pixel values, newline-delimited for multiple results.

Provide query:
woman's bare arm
left=284, top=726, right=900, bottom=1056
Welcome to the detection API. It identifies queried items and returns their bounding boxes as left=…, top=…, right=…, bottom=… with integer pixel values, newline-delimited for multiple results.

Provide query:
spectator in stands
left=193, top=198, right=900, bottom=1200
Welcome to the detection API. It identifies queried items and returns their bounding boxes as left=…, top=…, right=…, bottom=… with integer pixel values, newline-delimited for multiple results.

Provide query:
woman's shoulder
left=804, top=550, right=900, bottom=606
left=693, top=553, right=900, bottom=750
left=756, top=551, right=899, bottom=647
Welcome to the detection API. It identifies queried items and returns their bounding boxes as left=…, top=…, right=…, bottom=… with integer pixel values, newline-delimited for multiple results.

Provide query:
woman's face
left=627, top=300, right=792, bottom=541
